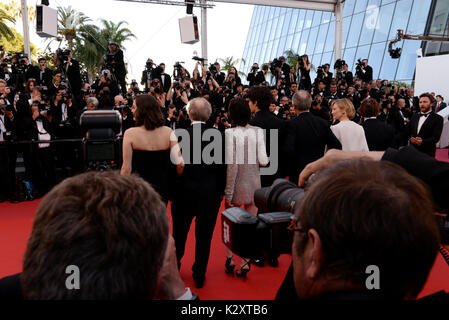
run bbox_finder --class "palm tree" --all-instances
[217,56,246,78]
[73,24,105,83]
[57,6,91,50]
[0,1,35,23]
[73,20,136,83]
[98,19,136,48]
[0,7,15,40]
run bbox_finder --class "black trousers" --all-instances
[0,143,16,199]
[171,196,222,278]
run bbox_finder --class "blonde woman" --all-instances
[330,98,369,152]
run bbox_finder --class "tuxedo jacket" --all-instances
[255,71,266,85]
[406,112,444,157]
[405,96,420,113]
[283,112,341,182]
[175,123,226,203]
[362,119,394,151]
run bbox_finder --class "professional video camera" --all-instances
[250,64,259,73]
[56,48,71,64]
[80,110,122,172]
[192,56,205,64]
[151,78,162,94]
[355,58,364,70]
[269,58,282,74]
[316,65,325,79]
[221,179,305,258]
[173,61,184,79]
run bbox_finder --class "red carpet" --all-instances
[1,148,448,299]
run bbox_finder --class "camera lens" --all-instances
[254,179,305,214]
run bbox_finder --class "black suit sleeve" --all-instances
[326,126,342,150]
[421,116,444,149]
[382,146,449,212]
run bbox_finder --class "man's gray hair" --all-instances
[292,90,312,111]
[187,97,212,122]
[87,97,99,107]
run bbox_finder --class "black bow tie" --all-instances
[420,113,429,118]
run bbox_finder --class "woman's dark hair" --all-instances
[229,97,251,127]
[358,98,381,118]
[25,79,37,94]
[134,94,165,130]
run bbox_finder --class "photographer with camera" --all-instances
[141,59,156,92]
[0,86,16,202]
[104,43,127,96]
[209,62,225,86]
[149,78,167,108]
[355,59,373,84]
[247,63,260,87]
[54,49,82,96]
[9,53,35,93]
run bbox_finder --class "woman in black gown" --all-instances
[121,94,184,204]
[298,54,312,91]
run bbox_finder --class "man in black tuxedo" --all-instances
[247,85,286,187]
[104,43,127,96]
[35,57,53,88]
[283,90,341,183]
[254,64,269,86]
[359,98,394,151]
[405,88,420,114]
[157,63,172,93]
[171,98,225,288]
[405,93,444,157]
[434,95,447,113]
[356,59,373,83]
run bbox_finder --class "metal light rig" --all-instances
[389,29,449,59]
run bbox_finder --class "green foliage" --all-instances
[0,26,40,62]
[0,7,15,40]
[217,56,246,78]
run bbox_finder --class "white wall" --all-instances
[415,54,449,148]
[415,54,449,103]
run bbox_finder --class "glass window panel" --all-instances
[304,10,313,29]
[321,12,331,24]
[354,45,371,70]
[307,27,319,56]
[379,42,398,79]
[270,38,280,59]
[268,18,278,42]
[430,0,449,35]
[389,0,412,40]
[359,5,379,46]
[264,19,274,43]
[314,53,323,67]
[286,34,294,51]
[266,6,274,20]
[354,0,368,14]
[344,0,356,17]
[407,0,432,35]
[396,40,421,81]
[292,32,302,53]
[346,13,364,48]
[281,9,293,36]
[273,7,280,18]
[381,0,395,5]
[312,11,322,27]
[279,7,287,17]
[343,47,357,71]
[315,23,329,54]
[256,21,266,45]
[299,29,310,55]
[296,10,306,33]
[373,3,395,43]
[368,0,381,7]
[321,52,333,66]
[368,42,386,79]
[263,42,273,63]
[278,36,288,57]
[325,22,335,52]
[289,9,300,34]
[275,14,286,39]
[342,16,352,48]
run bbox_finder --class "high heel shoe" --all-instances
[225,256,235,274]
[235,260,251,278]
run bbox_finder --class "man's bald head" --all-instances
[292,90,312,111]
[188,97,212,122]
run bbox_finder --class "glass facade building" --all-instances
[240,0,449,84]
